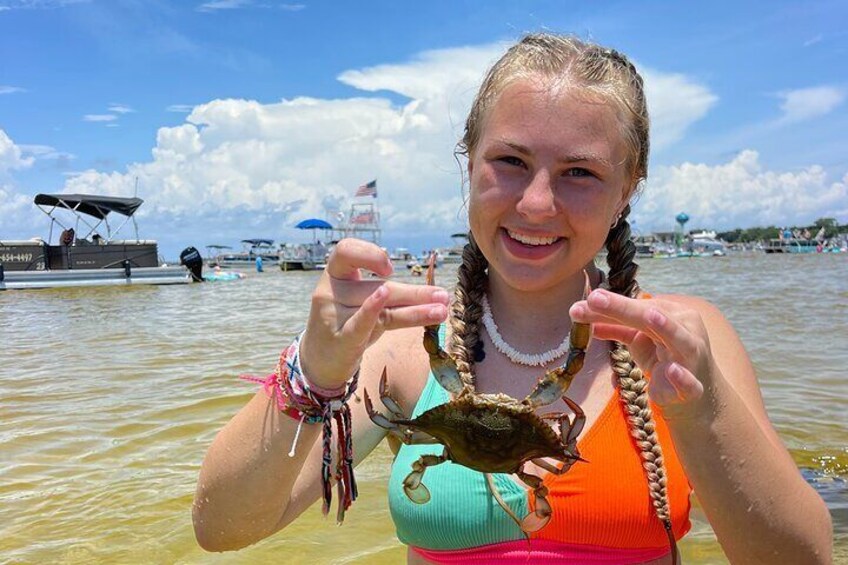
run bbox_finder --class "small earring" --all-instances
[610,213,622,228]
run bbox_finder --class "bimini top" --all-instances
[241,239,275,246]
[34,193,144,219]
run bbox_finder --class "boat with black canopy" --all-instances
[0,193,195,290]
[212,239,279,269]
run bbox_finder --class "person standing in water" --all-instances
[193,33,832,564]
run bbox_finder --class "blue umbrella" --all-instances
[295,218,333,230]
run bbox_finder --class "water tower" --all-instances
[675,212,689,248]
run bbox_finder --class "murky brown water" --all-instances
[1,252,846,564]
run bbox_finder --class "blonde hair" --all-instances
[449,33,676,553]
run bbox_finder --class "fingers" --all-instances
[590,323,660,368]
[570,289,700,361]
[647,361,704,408]
[340,284,392,345]
[341,286,449,344]
[329,277,449,309]
[325,238,393,280]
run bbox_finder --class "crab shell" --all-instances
[392,393,578,474]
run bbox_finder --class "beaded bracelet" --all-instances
[241,331,359,524]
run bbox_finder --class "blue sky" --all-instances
[1,0,846,258]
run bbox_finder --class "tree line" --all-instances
[691,217,842,243]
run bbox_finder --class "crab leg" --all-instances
[516,468,552,533]
[523,272,592,409]
[531,458,561,474]
[559,396,586,448]
[364,371,441,444]
[422,254,466,395]
[484,473,527,539]
[403,449,448,504]
[377,368,405,417]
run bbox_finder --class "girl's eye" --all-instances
[564,167,595,178]
[498,155,525,167]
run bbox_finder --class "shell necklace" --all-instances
[480,294,571,367]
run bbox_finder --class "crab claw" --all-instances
[422,254,466,395]
[523,271,592,409]
[403,452,448,504]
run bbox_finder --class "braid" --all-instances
[448,232,488,388]
[604,204,640,297]
[605,207,677,553]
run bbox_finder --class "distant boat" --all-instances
[213,239,280,268]
[280,218,334,271]
[389,247,415,262]
[435,232,468,264]
[0,193,193,290]
[763,238,819,254]
[279,242,328,271]
[635,242,654,258]
[688,230,727,257]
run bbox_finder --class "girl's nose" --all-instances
[515,170,557,219]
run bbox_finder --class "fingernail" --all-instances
[648,308,666,327]
[591,291,609,307]
[433,290,449,304]
[569,304,586,318]
[430,304,447,319]
[667,362,682,380]
[374,285,388,299]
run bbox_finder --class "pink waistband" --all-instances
[411,540,669,564]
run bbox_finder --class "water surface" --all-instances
[1,252,845,563]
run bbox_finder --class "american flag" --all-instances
[355,179,377,198]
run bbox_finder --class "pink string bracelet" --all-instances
[240,331,359,524]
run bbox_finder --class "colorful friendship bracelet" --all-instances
[240,331,359,523]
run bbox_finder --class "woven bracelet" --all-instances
[240,331,359,524]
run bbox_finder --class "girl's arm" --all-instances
[571,291,832,564]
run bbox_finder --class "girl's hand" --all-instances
[299,238,449,390]
[570,289,715,421]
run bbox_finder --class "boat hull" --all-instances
[280,259,324,271]
[0,265,191,290]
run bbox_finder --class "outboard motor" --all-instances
[179,246,204,282]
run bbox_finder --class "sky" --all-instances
[1,0,846,259]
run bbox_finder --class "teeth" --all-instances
[507,230,559,246]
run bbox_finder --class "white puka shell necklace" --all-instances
[480,294,571,367]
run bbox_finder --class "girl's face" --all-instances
[468,78,633,294]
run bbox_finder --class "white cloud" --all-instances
[0,184,34,233]
[776,86,845,124]
[19,143,75,161]
[641,67,718,151]
[0,129,34,173]
[635,150,848,231]
[195,0,302,12]
[0,130,39,235]
[196,0,251,12]
[166,104,195,113]
[108,103,134,114]
[0,0,89,10]
[83,114,118,122]
[803,34,823,47]
[0,85,26,94]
